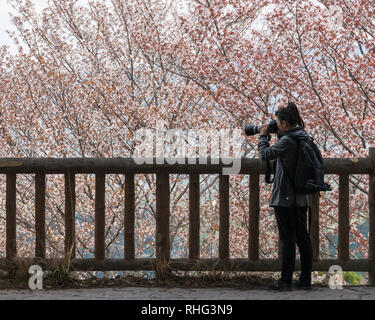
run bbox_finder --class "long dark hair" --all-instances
[275,102,305,130]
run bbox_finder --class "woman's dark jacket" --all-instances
[258,126,310,207]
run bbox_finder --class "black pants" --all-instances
[273,206,313,284]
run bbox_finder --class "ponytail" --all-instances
[275,101,305,130]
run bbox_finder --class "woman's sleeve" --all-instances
[257,136,290,161]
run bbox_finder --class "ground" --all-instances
[1,285,375,300]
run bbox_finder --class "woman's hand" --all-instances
[259,123,269,136]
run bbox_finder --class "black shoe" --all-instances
[269,279,292,291]
[292,280,313,290]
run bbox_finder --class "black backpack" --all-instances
[281,135,332,194]
[264,134,331,194]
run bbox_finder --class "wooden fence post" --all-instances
[65,170,76,259]
[124,173,135,260]
[156,171,170,278]
[35,173,46,258]
[278,239,283,260]
[219,174,230,261]
[248,174,259,261]
[95,173,105,260]
[309,192,320,262]
[6,173,17,259]
[338,173,350,262]
[189,173,200,260]
[369,147,375,285]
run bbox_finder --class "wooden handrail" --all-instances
[0,157,371,174]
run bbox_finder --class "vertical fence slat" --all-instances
[65,171,76,259]
[278,239,283,260]
[35,173,46,258]
[95,173,105,260]
[369,147,375,285]
[248,174,259,261]
[219,174,230,260]
[338,173,350,262]
[309,192,320,261]
[124,173,135,260]
[156,171,170,263]
[189,173,200,260]
[6,173,17,259]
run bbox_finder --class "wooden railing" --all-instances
[0,147,374,284]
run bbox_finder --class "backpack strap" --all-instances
[278,137,301,194]
[264,134,275,184]
[308,205,312,235]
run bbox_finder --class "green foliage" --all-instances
[343,272,362,285]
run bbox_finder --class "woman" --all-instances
[258,102,313,291]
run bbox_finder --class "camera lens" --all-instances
[244,125,260,136]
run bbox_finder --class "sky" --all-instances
[0,0,47,53]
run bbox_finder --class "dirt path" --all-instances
[1,286,374,300]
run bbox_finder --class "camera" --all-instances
[244,119,278,136]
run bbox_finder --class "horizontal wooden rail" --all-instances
[0,157,372,174]
[0,258,369,272]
